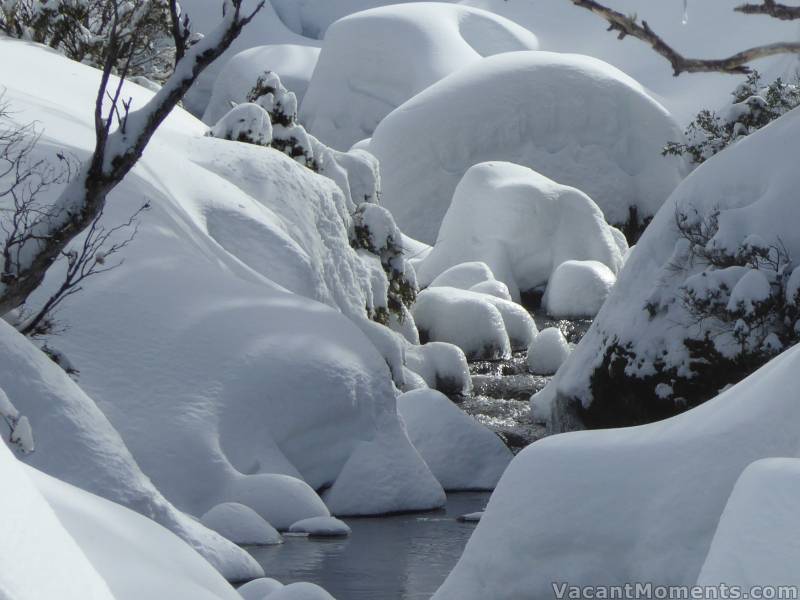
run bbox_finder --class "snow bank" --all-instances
[299,3,539,149]
[0,443,114,600]
[404,342,472,397]
[698,458,800,589]
[238,578,285,599]
[289,516,351,537]
[202,503,283,545]
[267,583,336,600]
[1,38,443,528]
[434,344,800,599]
[417,162,626,298]
[543,260,617,319]
[549,90,800,428]
[31,468,243,600]
[204,45,320,125]
[429,261,511,300]
[527,327,571,376]
[398,389,512,490]
[370,52,686,243]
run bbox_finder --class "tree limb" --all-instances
[736,0,800,21]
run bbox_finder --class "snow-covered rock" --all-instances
[238,578,285,600]
[543,260,617,319]
[267,583,336,600]
[203,45,320,125]
[527,327,571,376]
[299,3,539,149]
[434,344,800,599]
[417,162,626,299]
[210,103,273,146]
[370,52,686,243]
[398,389,512,490]
[404,342,472,397]
[429,262,514,301]
[289,516,352,537]
[547,90,800,429]
[697,458,800,589]
[202,503,283,545]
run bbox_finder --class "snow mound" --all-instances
[289,516,352,537]
[31,467,242,600]
[527,327,571,376]
[543,260,617,319]
[404,342,472,397]
[413,287,511,360]
[698,458,800,589]
[0,443,114,600]
[324,420,446,516]
[418,162,625,298]
[434,344,800,599]
[202,503,283,546]
[210,103,273,146]
[238,578,285,600]
[468,279,512,301]
[299,3,539,149]
[266,582,336,600]
[398,389,512,490]
[204,45,320,125]
[370,52,686,243]
[429,262,513,301]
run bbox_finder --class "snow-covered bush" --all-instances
[663,71,800,165]
[209,103,273,146]
[0,386,34,454]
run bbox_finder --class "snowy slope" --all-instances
[299,3,539,150]
[370,51,686,243]
[435,344,800,599]
[0,38,443,524]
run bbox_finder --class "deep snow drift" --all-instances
[370,52,686,243]
[417,162,626,299]
[299,2,539,150]
[435,344,800,599]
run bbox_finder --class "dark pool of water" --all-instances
[245,492,490,600]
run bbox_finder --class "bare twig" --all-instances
[736,0,800,21]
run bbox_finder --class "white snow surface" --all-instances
[238,578,285,599]
[527,327,571,376]
[266,583,336,600]
[299,2,539,150]
[434,344,800,599]
[370,52,686,243]
[417,162,626,298]
[288,516,352,537]
[202,503,283,545]
[398,389,512,490]
[551,92,800,415]
[404,342,472,396]
[697,458,800,589]
[543,260,617,319]
[204,44,320,125]
[0,38,443,528]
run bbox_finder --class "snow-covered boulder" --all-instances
[527,327,571,376]
[203,44,320,125]
[434,344,800,599]
[267,583,336,600]
[289,516,352,537]
[417,162,626,299]
[413,287,536,359]
[370,52,686,244]
[546,93,800,429]
[697,458,800,589]
[299,3,539,149]
[404,342,472,397]
[429,261,512,300]
[238,578,285,599]
[543,260,617,319]
[202,503,283,545]
[398,389,512,490]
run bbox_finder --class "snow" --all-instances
[210,103,273,145]
[1,36,443,534]
[417,162,626,299]
[266,583,336,600]
[549,89,800,423]
[543,260,617,319]
[527,327,571,376]
[457,511,483,523]
[413,287,511,360]
[203,45,320,125]
[397,389,512,490]
[299,3,539,149]
[201,503,283,545]
[404,342,472,397]
[288,516,352,537]
[435,344,800,599]
[468,279,512,301]
[30,467,244,600]
[697,458,800,589]
[238,578,285,600]
[430,262,494,290]
[370,52,686,243]
[0,443,115,600]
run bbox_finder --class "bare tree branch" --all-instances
[568,0,800,75]
[736,0,800,21]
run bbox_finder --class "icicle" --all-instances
[682,0,689,25]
